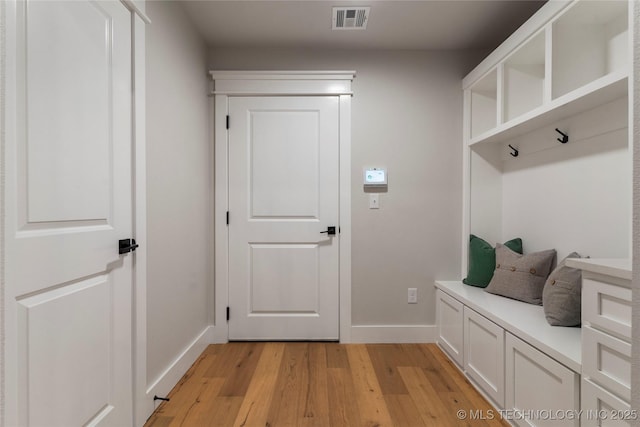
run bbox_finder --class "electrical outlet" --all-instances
[408,288,417,304]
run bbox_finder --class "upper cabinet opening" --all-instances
[464,0,629,148]
[504,30,546,122]
[552,0,628,99]
[470,69,498,139]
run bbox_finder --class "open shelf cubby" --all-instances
[462,0,632,272]
[552,0,628,99]
[503,31,546,122]
[470,69,498,139]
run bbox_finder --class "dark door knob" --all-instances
[320,226,336,236]
[119,238,139,254]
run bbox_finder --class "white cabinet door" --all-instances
[4,1,134,425]
[505,333,579,427]
[464,306,505,407]
[582,276,632,340]
[228,96,340,340]
[582,326,631,402]
[436,290,464,367]
[581,379,633,427]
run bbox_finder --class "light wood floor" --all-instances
[145,343,508,427]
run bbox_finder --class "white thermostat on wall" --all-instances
[363,168,387,187]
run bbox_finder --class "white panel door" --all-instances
[4,1,134,425]
[228,96,339,340]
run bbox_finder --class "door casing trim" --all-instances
[211,71,354,343]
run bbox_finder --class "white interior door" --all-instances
[228,96,340,340]
[3,1,134,425]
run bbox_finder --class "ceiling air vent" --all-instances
[332,7,370,30]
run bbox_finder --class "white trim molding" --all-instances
[462,1,569,88]
[145,326,215,408]
[350,325,437,344]
[210,70,355,96]
[131,11,149,427]
[120,0,151,24]
[0,1,7,424]
[211,71,354,343]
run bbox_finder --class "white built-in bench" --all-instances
[435,280,582,426]
[436,280,581,371]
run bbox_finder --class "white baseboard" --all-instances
[349,325,437,343]
[146,325,214,407]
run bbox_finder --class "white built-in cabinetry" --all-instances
[435,282,581,426]
[437,0,634,425]
[463,306,505,408]
[568,259,633,427]
[435,289,464,366]
[462,0,632,267]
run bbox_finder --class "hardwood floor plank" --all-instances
[426,345,502,414]
[384,394,425,427]
[440,391,502,427]
[325,342,350,368]
[266,343,311,426]
[163,377,226,426]
[402,343,459,393]
[219,342,265,397]
[327,368,363,427]
[346,344,395,427]
[398,366,459,427]
[144,343,509,427]
[299,343,330,427]
[193,396,244,427]
[205,343,253,379]
[366,344,410,395]
[161,345,221,405]
[144,415,174,427]
[232,342,285,427]
[427,346,509,427]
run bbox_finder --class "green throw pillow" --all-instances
[463,234,523,288]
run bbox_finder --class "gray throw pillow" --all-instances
[485,244,556,305]
[542,253,582,326]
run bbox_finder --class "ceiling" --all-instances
[181,0,546,51]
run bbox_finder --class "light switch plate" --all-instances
[369,194,379,209]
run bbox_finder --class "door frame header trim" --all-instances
[210,71,355,96]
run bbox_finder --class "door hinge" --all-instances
[226,115,230,129]
[226,306,230,321]
[226,211,229,225]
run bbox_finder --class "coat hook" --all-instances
[508,144,519,157]
[555,128,569,144]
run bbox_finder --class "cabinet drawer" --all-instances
[436,290,464,367]
[582,277,631,340]
[463,307,504,408]
[505,332,579,427]
[581,379,634,427]
[582,326,631,402]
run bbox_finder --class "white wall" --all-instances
[209,48,486,326]
[499,98,630,260]
[146,1,211,388]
